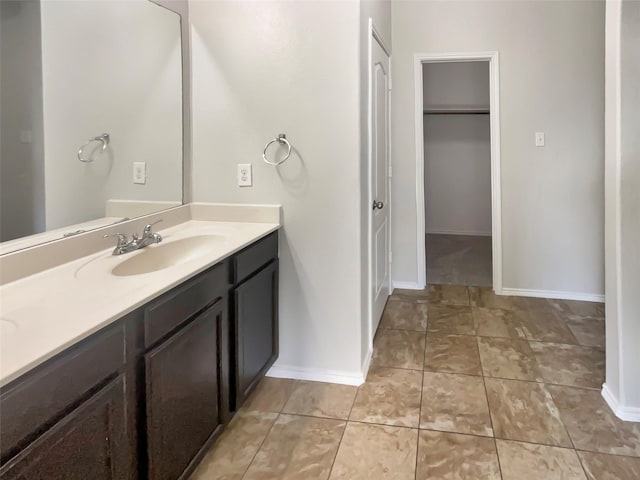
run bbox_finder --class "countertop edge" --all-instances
[0,222,280,388]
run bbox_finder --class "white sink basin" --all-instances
[111,235,227,276]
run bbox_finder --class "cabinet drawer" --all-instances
[144,262,227,348]
[232,232,278,285]
[0,322,126,462]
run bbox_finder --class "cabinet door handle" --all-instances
[372,200,384,210]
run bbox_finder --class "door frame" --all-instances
[414,52,503,293]
[367,19,392,351]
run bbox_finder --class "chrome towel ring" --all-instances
[78,133,110,163]
[262,133,291,166]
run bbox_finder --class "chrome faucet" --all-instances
[104,220,163,255]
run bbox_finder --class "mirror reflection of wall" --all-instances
[0,0,183,249]
[0,0,45,243]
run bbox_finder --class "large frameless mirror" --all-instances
[0,0,184,254]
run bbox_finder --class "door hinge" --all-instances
[388,166,393,178]
[388,78,392,91]
[389,251,393,263]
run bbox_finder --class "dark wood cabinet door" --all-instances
[234,260,279,407]
[145,300,228,480]
[0,375,131,480]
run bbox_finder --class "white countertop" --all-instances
[0,219,279,387]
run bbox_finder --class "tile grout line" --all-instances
[475,373,604,392]
[480,367,585,452]
[414,369,425,480]
[239,411,280,480]
[544,382,577,451]
[491,421,504,479]
[368,363,426,373]
[277,411,638,456]
[326,374,360,479]
[347,419,419,431]
[574,448,640,460]
[476,336,600,468]
[528,338,605,353]
[476,331,505,479]
[476,328,593,455]
[574,448,592,479]
[240,381,297,479]
[491,437,581,451]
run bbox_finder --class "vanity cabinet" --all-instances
[143,261,230,480]
[230,231,279,410]
[0,231,279,480]
[145,298,228,480]
[233,260,279,408]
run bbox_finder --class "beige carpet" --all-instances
[426,234,492,286]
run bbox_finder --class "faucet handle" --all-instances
[104,233,128,247]
[143,219,163,235]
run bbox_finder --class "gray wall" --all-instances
[604,0,640,419]
[424,115,491,236]
[391,0,605,297]
[190,0,365,380]
[603,0,621,414]
[0,0,45,241]
[423,61,489,109]
[619,0,640,413]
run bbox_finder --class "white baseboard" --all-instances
[501,287,605,303]
[602,384,640,422]
[267,364,365,386]
[392,281,424,290]
[426,229,492,237]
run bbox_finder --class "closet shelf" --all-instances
[423,105,490,115]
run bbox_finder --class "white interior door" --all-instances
[370,33,391,337]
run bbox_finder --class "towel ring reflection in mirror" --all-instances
[78,133,110,163]
[262,133,291,166]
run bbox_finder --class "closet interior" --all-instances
[423,61,493,286]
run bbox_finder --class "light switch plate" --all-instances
[237,163,252,187]
[535,132,545,147]
[133,162,146,184]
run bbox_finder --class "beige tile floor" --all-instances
[190,285,640,480]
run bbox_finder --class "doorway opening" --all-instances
[414,53,502,292]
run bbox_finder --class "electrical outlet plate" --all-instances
[133,162,146,184]
[535,132,545,147]
[19,130,33,144]
[237,163,252,187]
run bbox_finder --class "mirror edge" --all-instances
[151,0,192,205]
